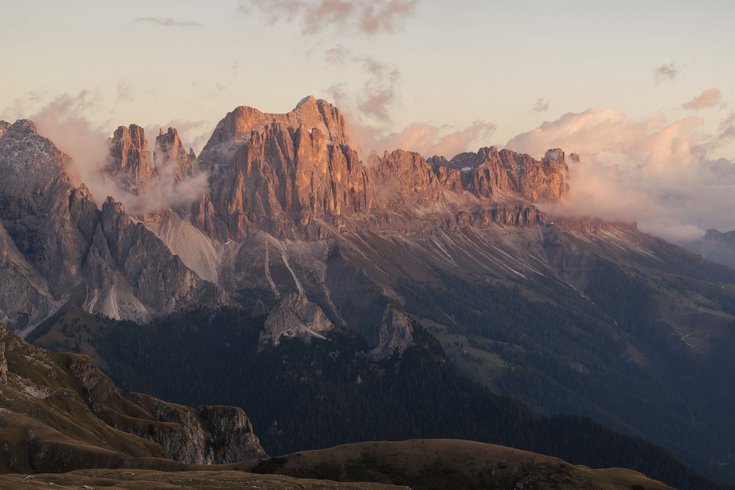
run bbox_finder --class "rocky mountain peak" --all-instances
[371,149,442,208]
[202,96,349,155]
[154,126,197,181]
[6,119,38,136]
[101,195,127,216]
[437,146,568,203]
[107,124,156,194]
[192,97,370,240]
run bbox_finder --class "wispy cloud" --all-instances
[654,63,679,83]
[720,113,735,141]
[241,0,418,35]
[682,88,723,110]
[116,81,134,102]
[352,120,496,159]
[134,17,204,28]
[357,57,399,121]
[325,47,400,123]
[533,98,549,113]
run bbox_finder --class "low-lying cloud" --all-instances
[242,0,418,35]
[682,87,724,110]
[30,93,209,215]
[506,107,735,241]
[350,120,496,159]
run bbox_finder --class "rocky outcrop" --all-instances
[107,124,157,194]
[154,127,198,183]
[194,97,373,240]
[0,323,265,471]
[203,95,350,150]
[260,294,334,346]
[438,146,568,202]
[370,305,414,360]
[122,392,265,464]
[370,150,443,208]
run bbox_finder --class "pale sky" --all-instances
[2,0,735,238]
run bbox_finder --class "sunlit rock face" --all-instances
[193,96,373,240]
[440,146,568,202]
[154,127,199,183]
[107,124,157,195]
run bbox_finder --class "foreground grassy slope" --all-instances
[243,439,672,490]
[0,469,407,489]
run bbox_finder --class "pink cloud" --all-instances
[243,0,418,35]
[682,88,723,110]
[506,107,735,242]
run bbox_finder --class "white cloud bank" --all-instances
[507,108,735,241]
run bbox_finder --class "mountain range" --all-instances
[2,96,735,487]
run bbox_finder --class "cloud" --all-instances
[324,47,400,124]
[350,120,496,159]
[654,63,679,83]
[720,113,735,141]
[324,45,351,65]
[242,0,418,35]
[357,57,399,121]
[359,0,418,34]
[506,107,735,242]
[322,45,492,159]
[30,93,209,215]
[533,98,549,113]
[682,88,723,110]
[30,92,133,206]
[134,17,203,28]
[116,81,134,102]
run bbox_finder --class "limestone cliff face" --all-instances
[441,146,568,202]
[193,97,373,240]
[370,150,443,208]
[82,198,206,321]
[154,127,198,182]
[370,305,414,360]
[107,124,157,194]
[0,120,95,302]
[122,392,265,464]
[186,98,571,245]
[260,294,334,346]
